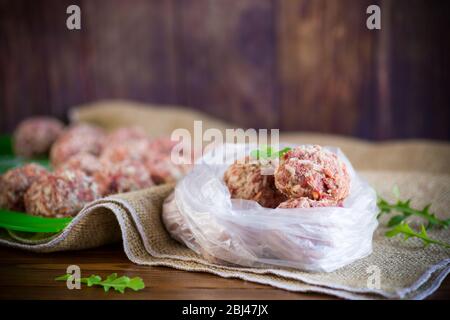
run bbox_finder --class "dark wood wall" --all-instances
[1,0,449,140]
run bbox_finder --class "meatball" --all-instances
[277,197,341,209]
[94,161,154,196]
[50,124,105,167]
[146,136,193,184]
[223,156,287,208]
[148,136,178,155]
[145,154,192,184]
[0,163,49,211]
[100,140,151,165]
[55,153,102,176]
[103,127,148,148]
[274,145,350,201]
[24,170,101,217]
[13,117,64,158]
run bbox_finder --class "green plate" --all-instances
[0,135,71,234]
[0,209,71,233]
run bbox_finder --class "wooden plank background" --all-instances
[0,0,449,140]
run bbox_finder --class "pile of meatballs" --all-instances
[224,145,351,209]
[0,117,190,218]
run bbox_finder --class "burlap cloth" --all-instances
[1,100,449,299]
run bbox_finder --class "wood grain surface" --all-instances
[0,244,448,300]
[0,0,449,140]
[277,0,377,136]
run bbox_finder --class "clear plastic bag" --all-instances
[162,143,379,272]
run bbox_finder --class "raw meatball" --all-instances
[94,161,154,196]
[55,153,102,176]
[277,197,341,209]
[146,153,192,184]
[223,156,287,208]
[146,136,193,184]
[103,127,148,147]
[100,140,151,165]
[13,117,64,158]
[0,163,49,211]
[148,136,178,155]
[274,145,350,201]
[24,170,101,217]
[50,124,105,167]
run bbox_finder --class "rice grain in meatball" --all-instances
[13,117,64,158]
[0,163,49,211]
[94,161,154,196]
[24,170,101,217]
[277,197,341,209]
[274,145,350,201]
[224,157,287,208]
[55,153,102,176]
[50,124,105,167]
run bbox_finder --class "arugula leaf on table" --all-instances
[377,197,450,229]
[385,222,450,249]
[377,185,449,229]
[55,273,145,293]
[377,186,450,249]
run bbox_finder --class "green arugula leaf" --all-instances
[378,186,450,249]
[377,197,449,229]
[249,149,260,159]
[387,215,407,227]
[102,273,118,292]
[275,147,292,158]
[263,145,273,158]
[128,277,146,291]
[250,146,291,160]
[54,274,71,281]
[85,275,102,287]
[55,272,145,293]
[385,222,450,249]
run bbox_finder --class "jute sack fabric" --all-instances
[0,100,449,299]
[71,100,450,175]
[0,173,448,299]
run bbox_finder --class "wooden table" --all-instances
[0,244,448,300]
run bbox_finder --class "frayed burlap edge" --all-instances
[1,171,449,300]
